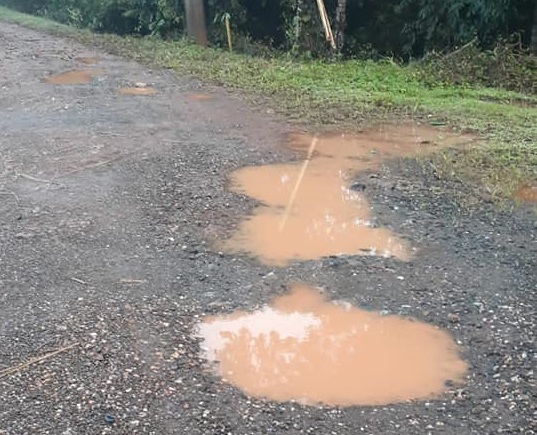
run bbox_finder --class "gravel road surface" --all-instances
[0,21,535,434]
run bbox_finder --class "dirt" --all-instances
[0,21,536,435]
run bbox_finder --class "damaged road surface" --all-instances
[0,21,536,435]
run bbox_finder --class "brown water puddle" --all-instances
[75,56,99,65]
[45,69,104,85]
[118,87,157,96]
[219,123,473,265]
[513,183,537,203]
[197,284,467,406]
[187,93,213,101]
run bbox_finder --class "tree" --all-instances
[184,0,207,45]
[531,0,537,56]
[334,0,347,52]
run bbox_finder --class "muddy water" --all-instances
[220,123,473,265]
[45,69,104,85]
[118,87,157,96]
[513,184,537,203]
[198,284,467,406]
[187,93,213,100]
[75,56,99,65]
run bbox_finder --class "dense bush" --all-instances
[417,39,537,94]
[0,0,535,58]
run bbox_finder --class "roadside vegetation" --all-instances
[0,1,535,204]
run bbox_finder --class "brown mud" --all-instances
[44,68,104,84]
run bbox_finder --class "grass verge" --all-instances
[0,6,535,205]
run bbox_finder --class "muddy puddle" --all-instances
[45,69,104,85]
[197,284,467,406]
[75,56,99,65]
[220,123,474,266]
[513,183,537,203]
[187,93,213,101]
[118,86,157,96]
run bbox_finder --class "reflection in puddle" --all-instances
[198,284,467,406]
[118,87,157,96]
[514,184,537,203]
[45,69,105,85]
[220,124,474,265]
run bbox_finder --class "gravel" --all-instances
[0,21,535,434]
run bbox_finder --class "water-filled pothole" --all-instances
[118,86,157,96]
[75,56,99,65]
[45,69,105,85]
[219,123,474,266]
[197,284,467,406]
[513,183,537,203]
[187,93,213,101]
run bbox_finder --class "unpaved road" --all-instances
[0,22,536,435]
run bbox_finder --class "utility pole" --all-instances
[184,0,207,46]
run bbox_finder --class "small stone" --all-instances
[15,232,33,239]
[350,182,366,191]
[448,313,460,323]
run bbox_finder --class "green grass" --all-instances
[1,6,535,204]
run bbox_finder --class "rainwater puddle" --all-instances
[197,284,467,407]
[118,87,157,96]
[220,123,473,265]
[187,93,213,101]
[513,183,537,203]
[45,69,105,85]
[75,56,99,65]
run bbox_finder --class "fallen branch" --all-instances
[0,342,79,378]
[57,154,130,178]
[0,191,20,202]
[444,37,478,59]
[16,173,52,183]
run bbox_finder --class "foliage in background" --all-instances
[0,0,535,58]
[395,0,534,56]
[0,5,535,204]
[418,39,537,95]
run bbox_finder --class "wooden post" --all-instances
[184,0,207,46]
[315,0,336,50]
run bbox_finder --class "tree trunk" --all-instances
[334,0,347,52]
[532,0,537,55]
[295,0,303,45]
[184,0,207,46]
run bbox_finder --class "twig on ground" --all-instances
[57,154,131,178]
[16,173,52,183]
[0,342,79,378]
[70,277,87,285]
[0,191,20,202]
